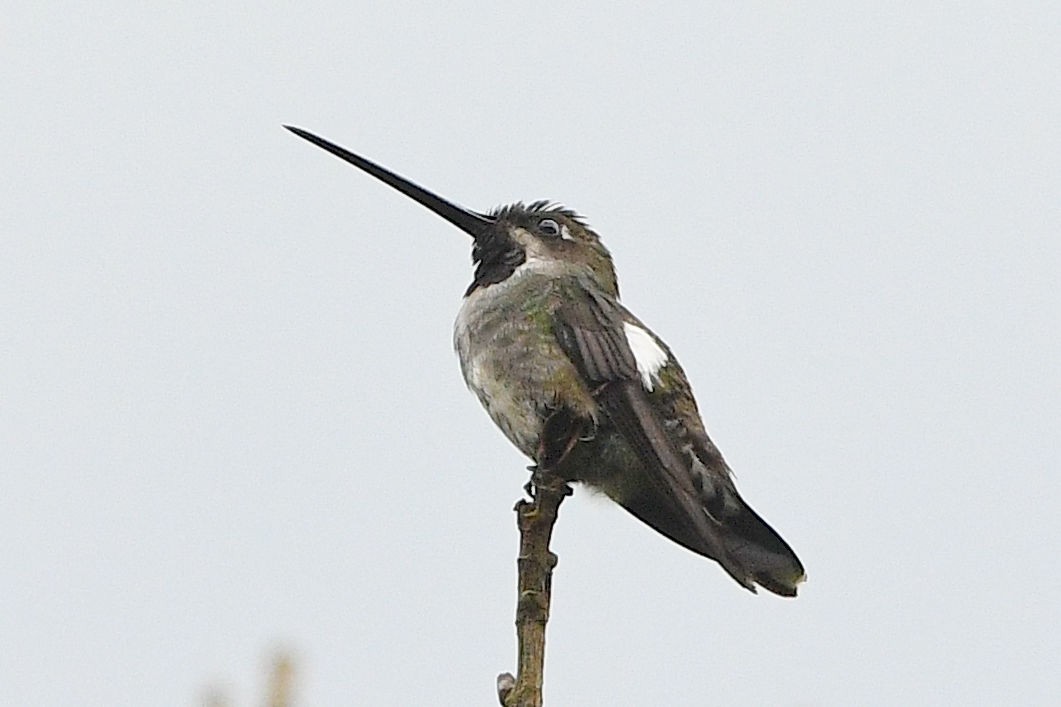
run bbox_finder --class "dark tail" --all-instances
[618,485,805,597]
[716,495,805,597]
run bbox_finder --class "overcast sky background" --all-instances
[3,3,1059,706]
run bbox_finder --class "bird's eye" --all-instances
[538,219,561,237]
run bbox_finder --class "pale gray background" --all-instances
[3,3,1058,706]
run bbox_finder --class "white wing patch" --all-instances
[622,322,668,391]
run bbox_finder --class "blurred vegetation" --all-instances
[202,651,295,707]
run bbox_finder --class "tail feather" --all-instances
[618,485,804,597]
[719,497,805,597]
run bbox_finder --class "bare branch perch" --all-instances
[497,471,572,707]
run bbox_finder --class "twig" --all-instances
[497,470,572,707]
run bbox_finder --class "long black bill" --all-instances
[284,126,492,239]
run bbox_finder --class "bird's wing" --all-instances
[552,279,746,585]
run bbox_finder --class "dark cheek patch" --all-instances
[465,230,526,296]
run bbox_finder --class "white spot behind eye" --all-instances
[623,322,668,391]
[560,224,574,241]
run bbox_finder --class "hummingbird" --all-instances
[286,126,805,596]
